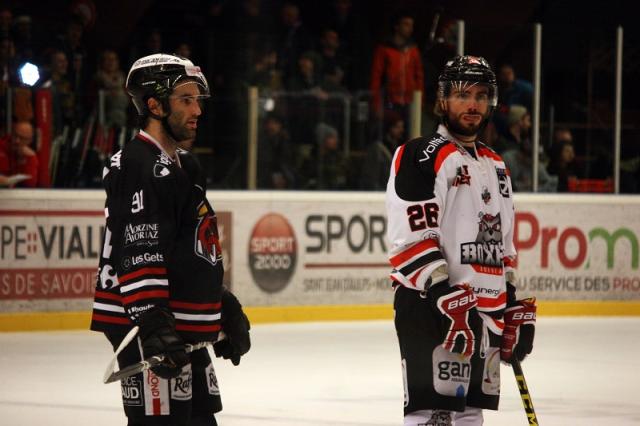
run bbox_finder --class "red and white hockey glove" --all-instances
[431,283,478,357]
[501,297,536,363]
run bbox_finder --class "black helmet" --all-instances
[125,53,210,117]
[438,55,497,107]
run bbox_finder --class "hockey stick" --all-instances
[512,358,539,425]
[104,341,211,384]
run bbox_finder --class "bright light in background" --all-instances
[264,97,275,112]
[19,62,40,87]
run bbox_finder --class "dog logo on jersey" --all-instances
[194,201,222,266]
[495,167,510,197]
[452,165,471,187]
[476,213,502,243]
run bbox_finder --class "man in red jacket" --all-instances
[0,121,39,187]
[370,13,424,124]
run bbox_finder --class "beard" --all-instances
[446,112,485,137]
[166,112,196,142]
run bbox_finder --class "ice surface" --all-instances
[1,318,639,425]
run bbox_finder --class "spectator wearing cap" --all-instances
[299,122,347,189]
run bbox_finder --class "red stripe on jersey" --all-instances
[94,290,122,302]
[394,144,406,175]
[477,147,502,162]
[471,264,504,275]
[477,292,507,309]
[122,289,169,305]
[390,239,438,267]
[92,313,131,325]
[175,323,222,333]
[119,267,167,284]
[503,256,516,268]
[434,143,458,174]
[169,301,222,311]
[152,398,161,415]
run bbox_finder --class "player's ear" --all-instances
[147,97,165,117]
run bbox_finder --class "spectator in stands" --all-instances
[359,112,404,190]
[175,41,192,59]
[547,127,577,192]
[317,28,349,90]
[500,105,557,192]
[257,114,296,189]
[369,12,424,125]
[314,122,348,190]
[245,41,281,92]
[129,28,164,64]
[286,49,344,150]
[277,2,313,81]
[93,49,128,127]
[0,8,11,39]
[497,63,533,109]
[56,16,87,95]
[494,63,534,136]
[12,14,36,64]
[0,120,39,187]
[319,0,371,91]
[42,49,75,135]
[1,36,18,91]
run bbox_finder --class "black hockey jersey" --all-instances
[386,124,516,334]
[90,131,223,343]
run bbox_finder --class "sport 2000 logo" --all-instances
[248,213,297,293]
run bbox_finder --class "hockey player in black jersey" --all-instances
[90,53,250,426]
[386,55,536,425]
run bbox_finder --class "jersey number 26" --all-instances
[407,203,439,231]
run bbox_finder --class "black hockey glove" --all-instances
[138,307,189,379]
[501,284,536,363]
[427,281,479,357]
[213,287,251,366]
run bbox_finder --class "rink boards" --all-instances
[1,190,639,331]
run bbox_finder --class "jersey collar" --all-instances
[137,130,182,168]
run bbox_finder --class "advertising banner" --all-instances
[1,191,639,314]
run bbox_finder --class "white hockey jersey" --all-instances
[386,124,516,333]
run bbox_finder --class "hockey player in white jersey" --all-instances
[386,55,536,425]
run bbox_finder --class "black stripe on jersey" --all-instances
[399,250,444,276]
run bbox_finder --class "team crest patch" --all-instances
[194,201,222,266]
[495,167,510,197]
[453,165,471,187]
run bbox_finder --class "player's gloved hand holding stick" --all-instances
[138,307,190,379]
[501,283,536,363]
[213,287,251,366]
[427,280,479,357]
